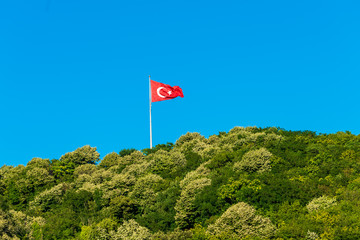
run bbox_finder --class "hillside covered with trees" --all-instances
[1,127,360,239]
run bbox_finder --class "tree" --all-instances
[0,209,45,240]
[129,174,164,208]
[119,148,137,157]
[150,150,186,178]
[207,202,276,239]
[233,148,273,173]
[306,195,337,213]
[29,183,68,212]
[60,145,100,166]
[175,178,211,229]
[142,143,174,156]
[99,152,121,169]
[109,196,138,221]
[114,219,151,240]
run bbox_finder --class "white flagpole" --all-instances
[149,75,153,149]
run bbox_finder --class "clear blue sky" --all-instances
[1,0,359,166]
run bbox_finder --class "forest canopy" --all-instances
[1,126,360,239]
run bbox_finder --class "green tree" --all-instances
[109,196,138,221]
[99,152,121,169]
[60,145,100,165]
[142,143,174,156]
[119,148,137,157]
[175,178,212,229]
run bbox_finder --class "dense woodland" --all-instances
[1,126,360,239]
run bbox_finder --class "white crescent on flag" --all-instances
[157,87,166,98]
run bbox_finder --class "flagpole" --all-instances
[149,75,152,149]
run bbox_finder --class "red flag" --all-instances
[151,80,184,102]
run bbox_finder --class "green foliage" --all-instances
[306,195,337,213]
[42,207,80,239]
[233,148,273,173]
[109,196,138,221]
[218,177,263,204]
[207,202,276,239]
[152,229,193,239]
[136,181,180,232]
[74,164,98,177]
[51,158,76,180]
[78,218,118,240]
[184,151,203,172]
[142,143,174,156]
[63,189,94,217]
[30,183,68,212]
[175,133,206,148]
[119,148,137,157]
[2,128,360,239]
[175,178,212,229]
[115,219,151,240]
[0,209,45,240]
[129,173,164,207]
[61,145,100,165]
[0,195,9,211]
[206,151,234,170]
[99,152,121,169]
[6,181,21,206]
[51,146,100,180]
[150,150,186,178]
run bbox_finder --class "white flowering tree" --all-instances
[207,202,276,239]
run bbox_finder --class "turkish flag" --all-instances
[151,80,184,102]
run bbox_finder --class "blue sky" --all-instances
[1,0,359,166]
